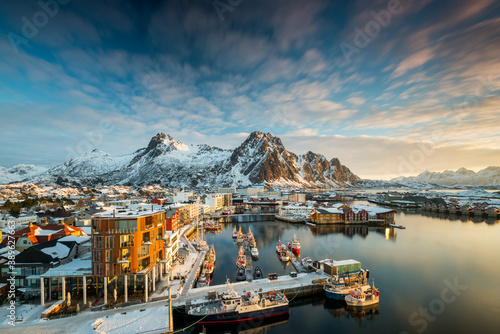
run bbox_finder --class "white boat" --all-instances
[324,279,371,300]
[187,280,289,324]
[344,280,379,307]
[232,225,238,239]
[278,250,289,262]
[251,247,259,258]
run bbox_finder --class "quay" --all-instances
[173,271,329,311]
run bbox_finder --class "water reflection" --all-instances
[191,313,290,334]
[308,224,397,240]
[420,210,500,224]
[323,298,380,322]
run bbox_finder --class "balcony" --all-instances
[142,241,152,246]
[117,257,130,264]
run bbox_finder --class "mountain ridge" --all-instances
[392,167,500,186]
[0,131,359,188]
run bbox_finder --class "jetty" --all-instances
[174,271,329,310]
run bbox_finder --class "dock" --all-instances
[174,272,329,310]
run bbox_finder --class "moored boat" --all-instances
[344,280,379,307]
[187,280,289,324]
[276,238,285,253]
[253,266,263,279]
[278,250,289,262]
[324,279,370,300]
[288,234,301,255]
[251,247,259,258]
[236,266,246,281]
[232,225,238,239]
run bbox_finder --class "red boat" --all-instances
[288,234,301,255]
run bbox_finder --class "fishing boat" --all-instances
[236,266,246,281]
[237,227,245,243]
[232,225,238,239]
[324,279,370,300]
[344,280,379,307]
[197,271,212,288]
[253,266,264,279]
[276,238,285,253]
[278,250,289,262]
[251,247,259,258]
[203,261,214,275]
[204,220,221,231]
[288,234,301,255]
[209,244,216,263]
[236,254,246,267]
[187,280,289,324]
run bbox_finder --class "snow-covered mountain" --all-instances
[7,132,359,188]
[392,167,500,186]
[0,164,48,184]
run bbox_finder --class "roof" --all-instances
[14,239,76,265]
[93,208,164,219]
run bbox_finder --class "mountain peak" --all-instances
[147,132,189,151]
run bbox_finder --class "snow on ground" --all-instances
[89,305,170,334]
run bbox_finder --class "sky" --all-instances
[0,0,499,180]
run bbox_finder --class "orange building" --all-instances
[91,208,173,303]
[91,209,168,277]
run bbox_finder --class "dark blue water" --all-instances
[178,201,500,334]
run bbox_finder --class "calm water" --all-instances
[177,201,500,334]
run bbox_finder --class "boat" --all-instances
[276,238,285,253]
[389,224,406,229]
[223,209,232,215]
[236,266,246,281]
[278,250,289,262]
[288,234,301,255]
[197,271,212,288]
[203,261,214,275]
[253,266,264,279]
[187,280,289,324]
[251,247,259,258]
[344,280,379,307]
[232,225,238,239]
[236,254,246,267]
[324,279,370,300]
[237,227,245,243]
[209,244,216,263]
[204,220,221,231]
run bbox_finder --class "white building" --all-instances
[0,213,40,228]
[279,204,315,217]
[163,230,179,272]
[172,191,194,203]
[206,194,224,213]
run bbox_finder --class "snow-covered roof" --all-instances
[39,258,92,277]
[34,228,62,236]
[40,243,71,259]
[94,208,164,219]
[352,204,396,214]
[58,235,91,244]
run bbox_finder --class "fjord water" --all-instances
[184,201,500,334]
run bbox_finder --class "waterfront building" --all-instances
[91,208,173,303]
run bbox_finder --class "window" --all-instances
[106,249,113,262]
[142,232,150,244]
[138,246,149,258]
[93,249,101,262]
[120,234,134,247]
[105,236,115,248]
[94,236,104,248]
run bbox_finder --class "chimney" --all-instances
[113,209,115,218]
